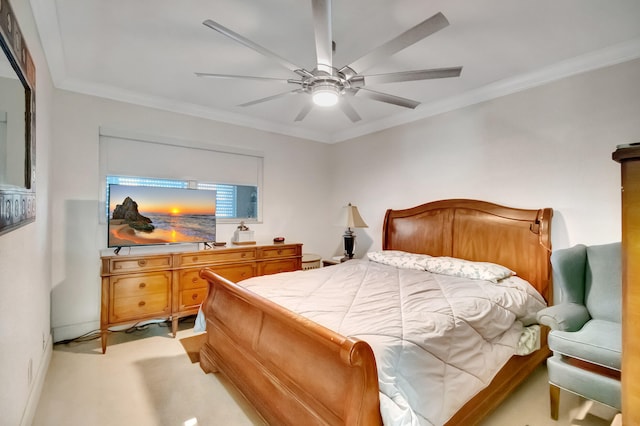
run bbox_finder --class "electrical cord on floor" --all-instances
[55,328,103,345]
[123,321,154,334]
[54,316,197,346]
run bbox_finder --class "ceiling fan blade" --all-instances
[195,72,300,84]
[356,88,420,109]
[344,12,449,74]
[239,89,304,107]
[311,0,333,74]
[203,19,304,73]
[360,66,462,86]
[343,87,361,96]
[294,103,314,122]
[339,99,362,122]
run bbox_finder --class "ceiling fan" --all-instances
[196,0,462,123]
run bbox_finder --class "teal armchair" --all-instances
[536,242,621,419]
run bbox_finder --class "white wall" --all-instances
[50,58,640,344]
[49,90,335,341]
[329,59,640,257]
[0,0,54,424]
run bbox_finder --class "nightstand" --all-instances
[302,253,322,270]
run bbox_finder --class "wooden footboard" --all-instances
[199,268,382,426]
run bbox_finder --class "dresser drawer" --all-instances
[179,263,256,289]
[111,292,170,323]
[106,255,172,274]
[208,264,256,282]
[259,245,299,259]
[178,269,208,290]
[259,259,300,276]
[111,272,171,299]
[176,248,256,266]
[180,287,208,310]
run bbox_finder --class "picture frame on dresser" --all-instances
[0,0,37,236]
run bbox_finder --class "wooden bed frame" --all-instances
[199,199,553,425]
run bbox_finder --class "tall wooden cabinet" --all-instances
[100,243,302,353]
[613,144,640,425]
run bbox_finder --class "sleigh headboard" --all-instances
[383,199,553,302]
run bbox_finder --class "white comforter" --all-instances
[236,259,546,426]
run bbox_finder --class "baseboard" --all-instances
[20,333,53,426]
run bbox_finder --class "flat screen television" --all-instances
[107,184,216,248]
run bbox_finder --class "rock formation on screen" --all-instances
[112,197,155,232]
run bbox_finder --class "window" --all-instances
[106,176,258,220]
[99,128,263,223]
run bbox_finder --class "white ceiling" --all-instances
[30,0,640,143]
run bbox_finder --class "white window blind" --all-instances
[99,129,263,221]
[99,135,262,186]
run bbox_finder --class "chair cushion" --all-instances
[547,354,621,410]
[549,319,621,370]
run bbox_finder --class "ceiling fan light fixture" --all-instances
[200,10,462,121]
[312,83,339,107]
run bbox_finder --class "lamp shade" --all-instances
[339,203,368,229]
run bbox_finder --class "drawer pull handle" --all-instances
[192,256,198,262]
[139,282,146,289]
[277,250,282,255]
[192,277,198,283]
[241,253,246,257]
[138,301,146,307]
[240,272,246,277]
[138,259,147,266]
[191,293,198,301]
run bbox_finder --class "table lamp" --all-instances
[339,203,368,261]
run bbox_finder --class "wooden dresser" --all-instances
[612,144,640,425]
[100,243,302,353]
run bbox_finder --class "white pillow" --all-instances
[424,256,514,282]
[367,250,431,270]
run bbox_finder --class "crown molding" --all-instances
[57,77,333,143]
[331,37,640,143]
[28,0,640,144]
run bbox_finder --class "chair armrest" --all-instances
[536,303,591,331]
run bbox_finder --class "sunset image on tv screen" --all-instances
[108,185,216,247]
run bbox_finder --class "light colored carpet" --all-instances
[33,321,619,426]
